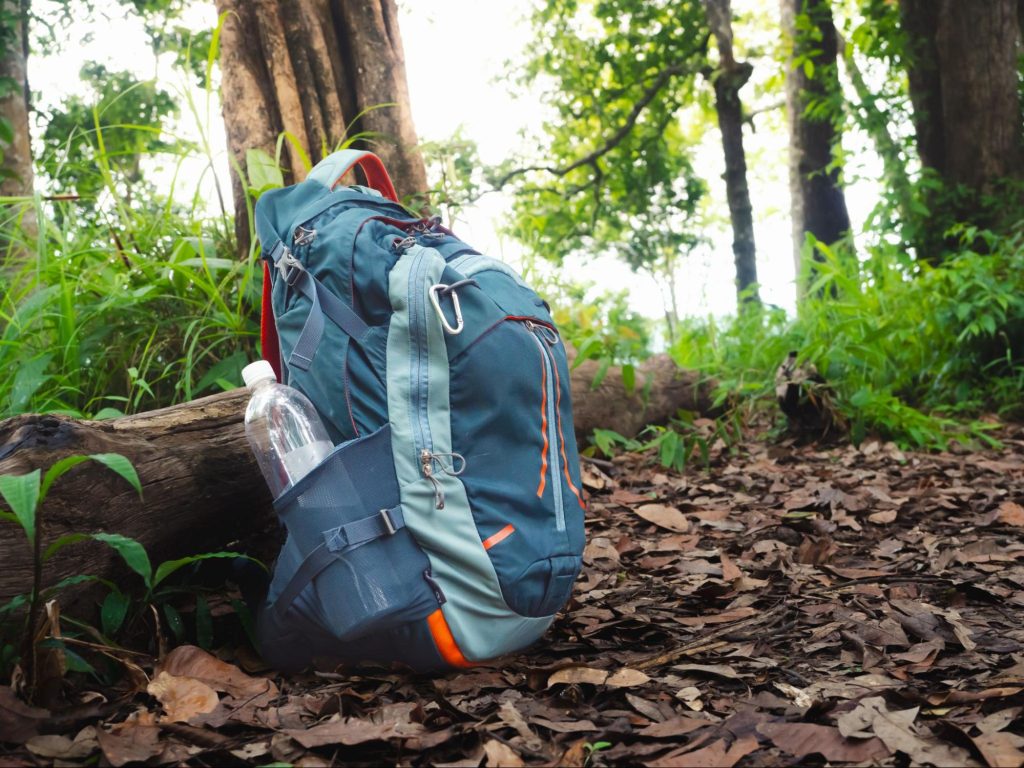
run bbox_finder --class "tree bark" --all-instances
[215,0,429,257]
[900,0,1022,254]
[781,0,851,290]
[0,0,36,257]
[703,0,759,305]
[0,361,717,606]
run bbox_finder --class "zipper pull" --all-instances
[421,449,446,509]
[423,569,447,605]
[293,226,317,247]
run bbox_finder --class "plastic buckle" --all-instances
[380,508,397,536]
[277,251,306,287]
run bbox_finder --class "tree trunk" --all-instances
[703,0,759,305]
[0,362,717,606]
[900,0,1022,255]
[781,0,851,291]
[932,0,1021,192]
[0,0,36,258]
[215,0,429,257]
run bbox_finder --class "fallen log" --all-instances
[0,389,273,609]
[0,356,716,606]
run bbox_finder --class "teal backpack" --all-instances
[252,150,586,672]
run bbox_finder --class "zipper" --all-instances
[524,320,566,532]
[407,245,453,510]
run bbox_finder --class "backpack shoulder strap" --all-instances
[258,151,399,379]
[306,149,399,201]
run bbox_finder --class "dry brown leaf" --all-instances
[971,730,1024,768]
[529,717,598,733]
[634,503,691,533]
[649,735,759,768]
[547,666,608,686]
[25,728,97,761]
[146,671,219,723]
[159,645,278,699]
[757,722,889,762]
[605,668,651,687]
[978,708,1023,735]
[868,509,898,524]
[720,552,742,580]
[547,666,648,688]
[997,501,1024,527]
[673,606,757,626]
[284,717,422,748]
[483,739,525,767]
[0,686,49,745]
[95,723,163,768]
[638,716,711,738]
[672,663,744,680]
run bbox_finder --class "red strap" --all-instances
[333,152,399,202]
[260,261,281,381]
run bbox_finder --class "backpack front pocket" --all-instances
[448,318,586,617]
[259,425,440,649]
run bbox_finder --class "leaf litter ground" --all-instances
[3,425,1024,766]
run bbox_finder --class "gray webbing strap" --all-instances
[272,506,406,620]
[266,245,370,372]
[323,505,405,552]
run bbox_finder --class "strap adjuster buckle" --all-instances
[380,508,397,536]
[277,251,306,287]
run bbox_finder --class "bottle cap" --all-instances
[242,360,277,389]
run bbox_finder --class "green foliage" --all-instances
[39,63,186,211]
[0,453,262,680]
[501,0,710,284]
[671,229,1024,450]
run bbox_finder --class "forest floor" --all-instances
[3,423,1024,766]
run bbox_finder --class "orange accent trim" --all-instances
[427,609,472,668]
[550,356,587,510]
[537,348,549,498]
[482,524,516,550]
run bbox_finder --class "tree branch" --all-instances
[493,62,689,189]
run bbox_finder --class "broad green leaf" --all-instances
[92,533,152,590]
[101,590,130,637]
[43,532,91,562]
[89,454,142,497]
[41,455,92,499]
[621,363,635,393]
[0,470,41,545]
[9,355,53,413]
[246,148,283,193]
[162,603,185,642]
[153,551,262,589]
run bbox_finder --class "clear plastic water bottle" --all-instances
[242,360,333,497]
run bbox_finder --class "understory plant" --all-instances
[670,225,1024,450]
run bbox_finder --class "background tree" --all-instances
[898,0,1023,258]
[702,0,758,304]
[0,0,35,256]
[780,0,851,291]
[213,0,429,257]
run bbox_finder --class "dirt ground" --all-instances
[3,424,1024,766]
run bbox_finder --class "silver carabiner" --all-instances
[428,283,465,335]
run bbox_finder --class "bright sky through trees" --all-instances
[28,0,881,324]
